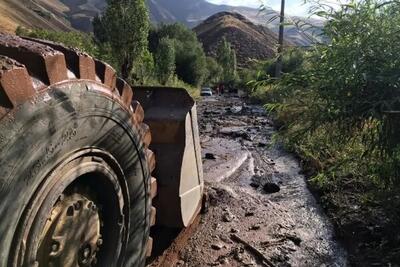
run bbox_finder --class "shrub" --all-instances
[149,23,207,87]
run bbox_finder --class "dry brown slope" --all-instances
[0,0,73,33]
[194,12,282,67]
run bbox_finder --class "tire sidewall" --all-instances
[0,82,150,267]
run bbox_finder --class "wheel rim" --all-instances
[11,149,131,267]
[36,193,101,266]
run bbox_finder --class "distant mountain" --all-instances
[147,0,272,28]
[0,0,321,46]
[194,12,281,67]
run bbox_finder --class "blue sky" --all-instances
[206,0,313,16]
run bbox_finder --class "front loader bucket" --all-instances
[133,87,204,228]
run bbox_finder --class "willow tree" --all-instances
[93,0,149,80]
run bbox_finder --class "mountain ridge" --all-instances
[0,0,319,46]
[194,11,280,67]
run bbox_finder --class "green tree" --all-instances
[93,0,149,80]
[205,57,223,85]
[133,49,155,84]
[155,38,176,85]
[149,23,207,87]
[216,37,238,83]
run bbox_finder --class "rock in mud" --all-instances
[205,153,217,160]
[263,182,280,194]
[222,211,235,222]
[211,243,223,250]
[258,142,267,147]
[249,182,260,188]
[286,235,302,246]
[250,224,261,231]
[245,211,255,217]
[232,247,245,262]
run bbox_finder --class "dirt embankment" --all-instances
[194,12,280,67]
[151,95,347,267]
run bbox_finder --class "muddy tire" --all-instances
[0,34,156,267]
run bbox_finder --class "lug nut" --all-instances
[74,201,81,210]
[51,241,59,252]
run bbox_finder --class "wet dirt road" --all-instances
[155,96,348,267]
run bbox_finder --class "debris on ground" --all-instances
[150,95,347,267]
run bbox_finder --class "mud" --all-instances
[151,95,347,267]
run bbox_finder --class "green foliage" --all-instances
[93,0,150,80]
[16,27,119,70]
[216,37,238,83]
[251,0,400,192]
[133,49,155,85]
[262,48,305,77]
[205,57,223,85]
[165,76,200,100]
[155,38,176,85]
[149,23,207,87]
[16,27,99,57]
[307,0,400,156]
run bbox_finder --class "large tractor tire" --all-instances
[0,34,157,267]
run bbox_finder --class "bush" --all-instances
[263,48,305,77]
[249,0,400,199]
[149,23,207,87]
[16,27,99,57]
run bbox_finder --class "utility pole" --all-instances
[275,0,285,78]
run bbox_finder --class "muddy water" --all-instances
[174,96,347,267]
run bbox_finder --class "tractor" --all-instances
[0,33,203,267]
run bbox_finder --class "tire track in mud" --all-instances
[175,96,348,267]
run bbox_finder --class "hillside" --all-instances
[0,0,267,33]
[0,0,73,33]
[0,0,320,46]
[194,12,281,67]
[147,0,271,27]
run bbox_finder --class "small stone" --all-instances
[258,142,267,147]
[250,224,261,230]
[211,243,223,250]
[219,257,229,264]
[245,211,255,217]
[287,235,302,246]
[232,247,244,261]
[222,211,235,222]
[177,260,185,266]
[249,182,260,188]
[263,183,280,194]
[205,153,217,160]
[244,260,256,266]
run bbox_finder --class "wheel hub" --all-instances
[37,193,102,267]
